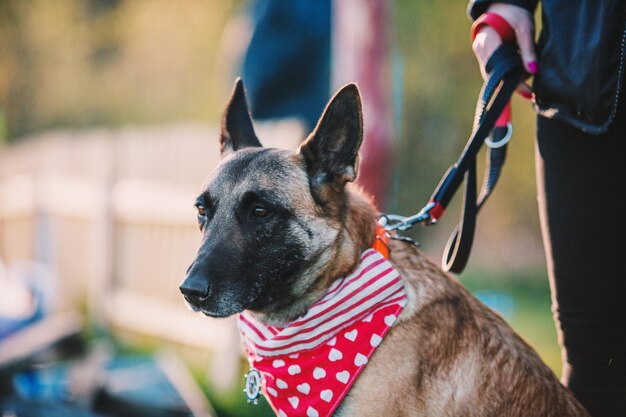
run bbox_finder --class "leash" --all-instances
[381,42,524,274]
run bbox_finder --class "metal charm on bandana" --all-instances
[243,368,262,404]
[238,248,407,417]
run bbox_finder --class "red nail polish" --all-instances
[521,90,533,100]
[528,61,538,74]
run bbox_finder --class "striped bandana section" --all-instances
[238,248,407,417]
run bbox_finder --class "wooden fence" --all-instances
[0,121,303,389]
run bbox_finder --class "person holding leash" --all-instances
[468,1,626,416]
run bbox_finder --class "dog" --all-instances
[179,79,590,417]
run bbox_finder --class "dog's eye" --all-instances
[251,205,269,218]
[196,205,207,230]
[196,205,208,231]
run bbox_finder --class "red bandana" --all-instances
[238,248,407,417]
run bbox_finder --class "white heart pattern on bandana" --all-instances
[288,365,301,375]
[238,249,407,417]
[336,370,350,384]
[384,314,397,327]
[354,353,368,366]
[344,329,358,342]
[370,334,382,347]
[306,407,319,417]
[313,367,326,379]
[297,383,311,394]
[329,348,343,362]
[288,396,299,409]
[320,389,333,402]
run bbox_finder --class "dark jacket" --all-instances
[469,0,626,134]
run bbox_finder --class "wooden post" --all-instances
[332,0,393,209]
[88,138,114,327]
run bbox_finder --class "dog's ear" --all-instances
[220,78,262,156]
[299,84,363,191]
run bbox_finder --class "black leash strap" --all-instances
[384,44,524,274]
[441,44,523,273]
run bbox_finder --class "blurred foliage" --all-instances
[0,0,243,139]
[0,108,6,145]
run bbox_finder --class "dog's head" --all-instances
[179,79,374,323]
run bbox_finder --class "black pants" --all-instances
[535,105,626,417]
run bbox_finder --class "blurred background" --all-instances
[0,0,555,416]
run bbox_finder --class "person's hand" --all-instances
[471,3,536,99]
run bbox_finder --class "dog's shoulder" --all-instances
[387,239,472,322]
[388,239,546,376]
[355,240,589,417]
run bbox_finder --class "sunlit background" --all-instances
[0,1,555,416]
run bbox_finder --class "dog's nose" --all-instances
[179,274,209,299]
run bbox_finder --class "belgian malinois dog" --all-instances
[180,79,589,417]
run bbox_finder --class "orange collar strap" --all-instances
[372,224,390,259]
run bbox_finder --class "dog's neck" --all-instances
[340,183,380,267]
[253,184,379,326]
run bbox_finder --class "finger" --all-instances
[513,19,538,74]
[516,82,533,100]
[472,27,502,80]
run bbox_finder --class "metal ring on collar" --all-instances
[484,122,513,148]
